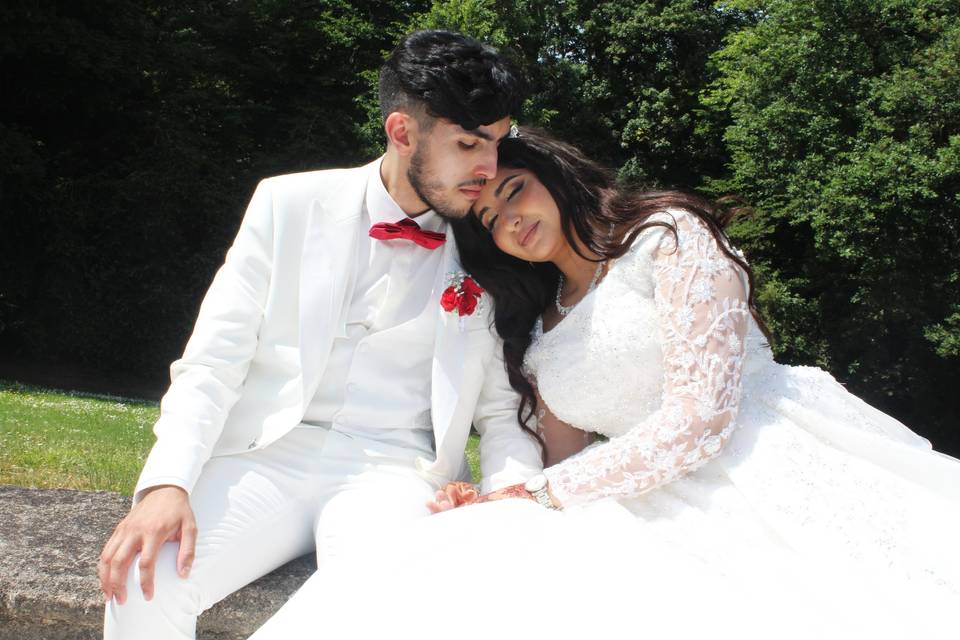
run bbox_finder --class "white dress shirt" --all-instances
[302,159,447,453]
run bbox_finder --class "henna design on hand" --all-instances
[477,483,535,503]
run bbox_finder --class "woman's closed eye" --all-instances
[479,176,525,232]
[486,182,522,231]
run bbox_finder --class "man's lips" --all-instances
[519,220,539,247]
[459,186,483,200]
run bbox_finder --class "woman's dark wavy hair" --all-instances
[451,128,771,461]
[379,30,526,131]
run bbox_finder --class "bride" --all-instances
[250,129,960,638]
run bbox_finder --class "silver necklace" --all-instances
[555,262,604,317]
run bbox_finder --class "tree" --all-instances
[706,0,960,451]
[404,0,748,189]
[0,0,428,378]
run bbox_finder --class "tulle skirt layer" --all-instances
[250,362,960,639]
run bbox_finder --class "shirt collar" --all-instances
[366,158,446,234]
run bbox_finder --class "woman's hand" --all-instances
[477,483,536,503]
[426,481,480,514]
[426,482,540,513]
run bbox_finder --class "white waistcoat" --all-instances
[303,160,446,450]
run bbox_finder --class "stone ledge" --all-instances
[0,485,314,640]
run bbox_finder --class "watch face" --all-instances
[525,474,547,492]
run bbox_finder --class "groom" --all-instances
[98,30,542,639]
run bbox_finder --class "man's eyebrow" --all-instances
[462,127,495,142]
[495,174,520,197]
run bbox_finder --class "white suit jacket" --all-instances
[135,159,543,499]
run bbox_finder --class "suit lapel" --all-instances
[298,163,373,401]
[297,159,472,442]
[431,239,468,447]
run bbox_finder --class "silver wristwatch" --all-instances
[524,474,561,510]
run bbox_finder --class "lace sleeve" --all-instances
[543,211,751,507]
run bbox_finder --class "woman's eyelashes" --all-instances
[486,182,523,231]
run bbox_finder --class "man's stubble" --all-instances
[407,142,476,221]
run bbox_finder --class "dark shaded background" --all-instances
[2,0,957,455]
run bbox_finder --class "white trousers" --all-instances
[103,425,439,640]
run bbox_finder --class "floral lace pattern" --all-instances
[536,211,752,507]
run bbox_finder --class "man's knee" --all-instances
[106,543,201,625]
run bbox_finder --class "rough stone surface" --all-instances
[0,486,315,639]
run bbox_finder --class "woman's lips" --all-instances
[520,220,539,247]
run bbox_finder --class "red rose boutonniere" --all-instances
[440,272,485,325]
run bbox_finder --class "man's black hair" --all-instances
[379,30,526,132]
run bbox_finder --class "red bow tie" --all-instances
[369,218,446,250]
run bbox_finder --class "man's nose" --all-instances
[474,146,498,180]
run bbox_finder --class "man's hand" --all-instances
[97,485,197,604]
[427,482,540,514]
[426,481,480,514]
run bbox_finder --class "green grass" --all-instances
[0,381,157,494]
[0,380,481,495]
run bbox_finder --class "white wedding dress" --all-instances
[250,211,960,639]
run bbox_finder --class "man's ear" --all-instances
[384,111,418,157]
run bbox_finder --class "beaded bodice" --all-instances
[526,210,771,506]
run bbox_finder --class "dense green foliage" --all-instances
[413,0,750,186]
[1,0,422,377]
[1,1,957,452]
[705,0,960,452]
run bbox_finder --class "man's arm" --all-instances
[135,178,275,498]
[471,336,543,494]
[99,179,276,603]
